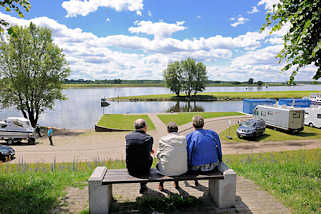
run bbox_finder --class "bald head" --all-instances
[192,115,204,129]
[134,118,146,130]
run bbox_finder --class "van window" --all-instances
[317,114,321,119]
[293,112,300,118]
[268,111,273,115]
[261,111,266,117]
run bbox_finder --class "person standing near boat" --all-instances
[48,127,54,146]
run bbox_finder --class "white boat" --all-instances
[0,117,36,144]
[309,93,321,105]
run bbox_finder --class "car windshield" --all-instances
[242,121,254,127]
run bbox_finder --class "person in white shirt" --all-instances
[156,122,188,191]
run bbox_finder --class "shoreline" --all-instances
[108,90,321,102]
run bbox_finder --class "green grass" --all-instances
[225,149,321,214]
[1,150,320,213]
[220,124,321,142]
[157,112,244,126]
[96,114,155,130]
[0,160,127,214]
[109,90,321,101]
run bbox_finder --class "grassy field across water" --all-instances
[109,90,321,101]
[157,112,244,126]
[96,114,155,130]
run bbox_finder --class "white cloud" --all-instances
[106,18,110,22]
[230,16,249,27]
[258,0,279,10]
[248,6,259,14]
[61,0,144,17]
[196,16,201,19]
[0,12,315,81]
[148,10,152,17]
[128,20,186,39]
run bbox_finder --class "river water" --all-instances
[0,85,320,129]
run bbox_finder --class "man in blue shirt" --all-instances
[186,116,222,185]
[48,127,53,146]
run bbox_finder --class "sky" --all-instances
[0,0,318,82]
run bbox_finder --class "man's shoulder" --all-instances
[205,129,218,136]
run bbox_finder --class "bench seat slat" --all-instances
[102,168,224,184]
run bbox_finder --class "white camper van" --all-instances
[253,105,304,133]
[304,107,321,128]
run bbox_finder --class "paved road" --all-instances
[4,114,321,164]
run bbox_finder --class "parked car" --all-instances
[0,145,15,162]
[236,119,266,138]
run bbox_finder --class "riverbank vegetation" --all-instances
[0,149,319,213]
[96,114,155,130]
[221,124,321,142]
[157,112,244,126]
[63,79,321,88]
[109,90,321,101]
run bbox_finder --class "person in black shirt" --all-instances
[125,118,154,194]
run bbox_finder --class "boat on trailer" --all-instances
[0,117,36,144]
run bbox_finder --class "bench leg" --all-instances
[89,183,112,214]
[209,169,236,208]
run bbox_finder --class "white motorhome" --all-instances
[303,107,321,128]
[253,105,304,133]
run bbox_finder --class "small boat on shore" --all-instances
[101,98,110,107]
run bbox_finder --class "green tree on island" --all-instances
[262,0,321,83]
[0,23,70,127]
[248,78,254,84]
[163,61,182,96]
[163,58,207,97]
[0,0,31,33]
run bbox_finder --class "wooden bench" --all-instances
[88,162,236,214]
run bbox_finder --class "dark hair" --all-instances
[192,115,204,129]
[167,122,178,133]
[134,119,146,130]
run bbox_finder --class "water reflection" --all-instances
[0,84,319,129]
[166,101,204,112]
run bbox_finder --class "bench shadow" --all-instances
[111,184,254,214]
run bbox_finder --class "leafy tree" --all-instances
[0,0,31,33]
[248,78,254,84]
[257,81,263,86]
[164,58,207,97]
[261,0,321,83]
[163,61,182,96]
[0,23,70,127]
[181,58,207,97]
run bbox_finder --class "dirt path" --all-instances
[4,114,320,164]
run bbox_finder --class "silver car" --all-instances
[237,119,266,138]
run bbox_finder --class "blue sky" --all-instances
[0,0,317,81]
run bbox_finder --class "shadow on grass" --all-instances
[238,133,271,142]
[0,177,60,214]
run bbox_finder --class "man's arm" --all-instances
[186,134,194,166]
[215,134,222,162]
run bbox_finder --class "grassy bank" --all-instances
[96,114,155,130]
[225,149,321,214]
[157,112,244,126]
[220,124,321,142]
[109,90,321,101]
[1,149,320,213]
